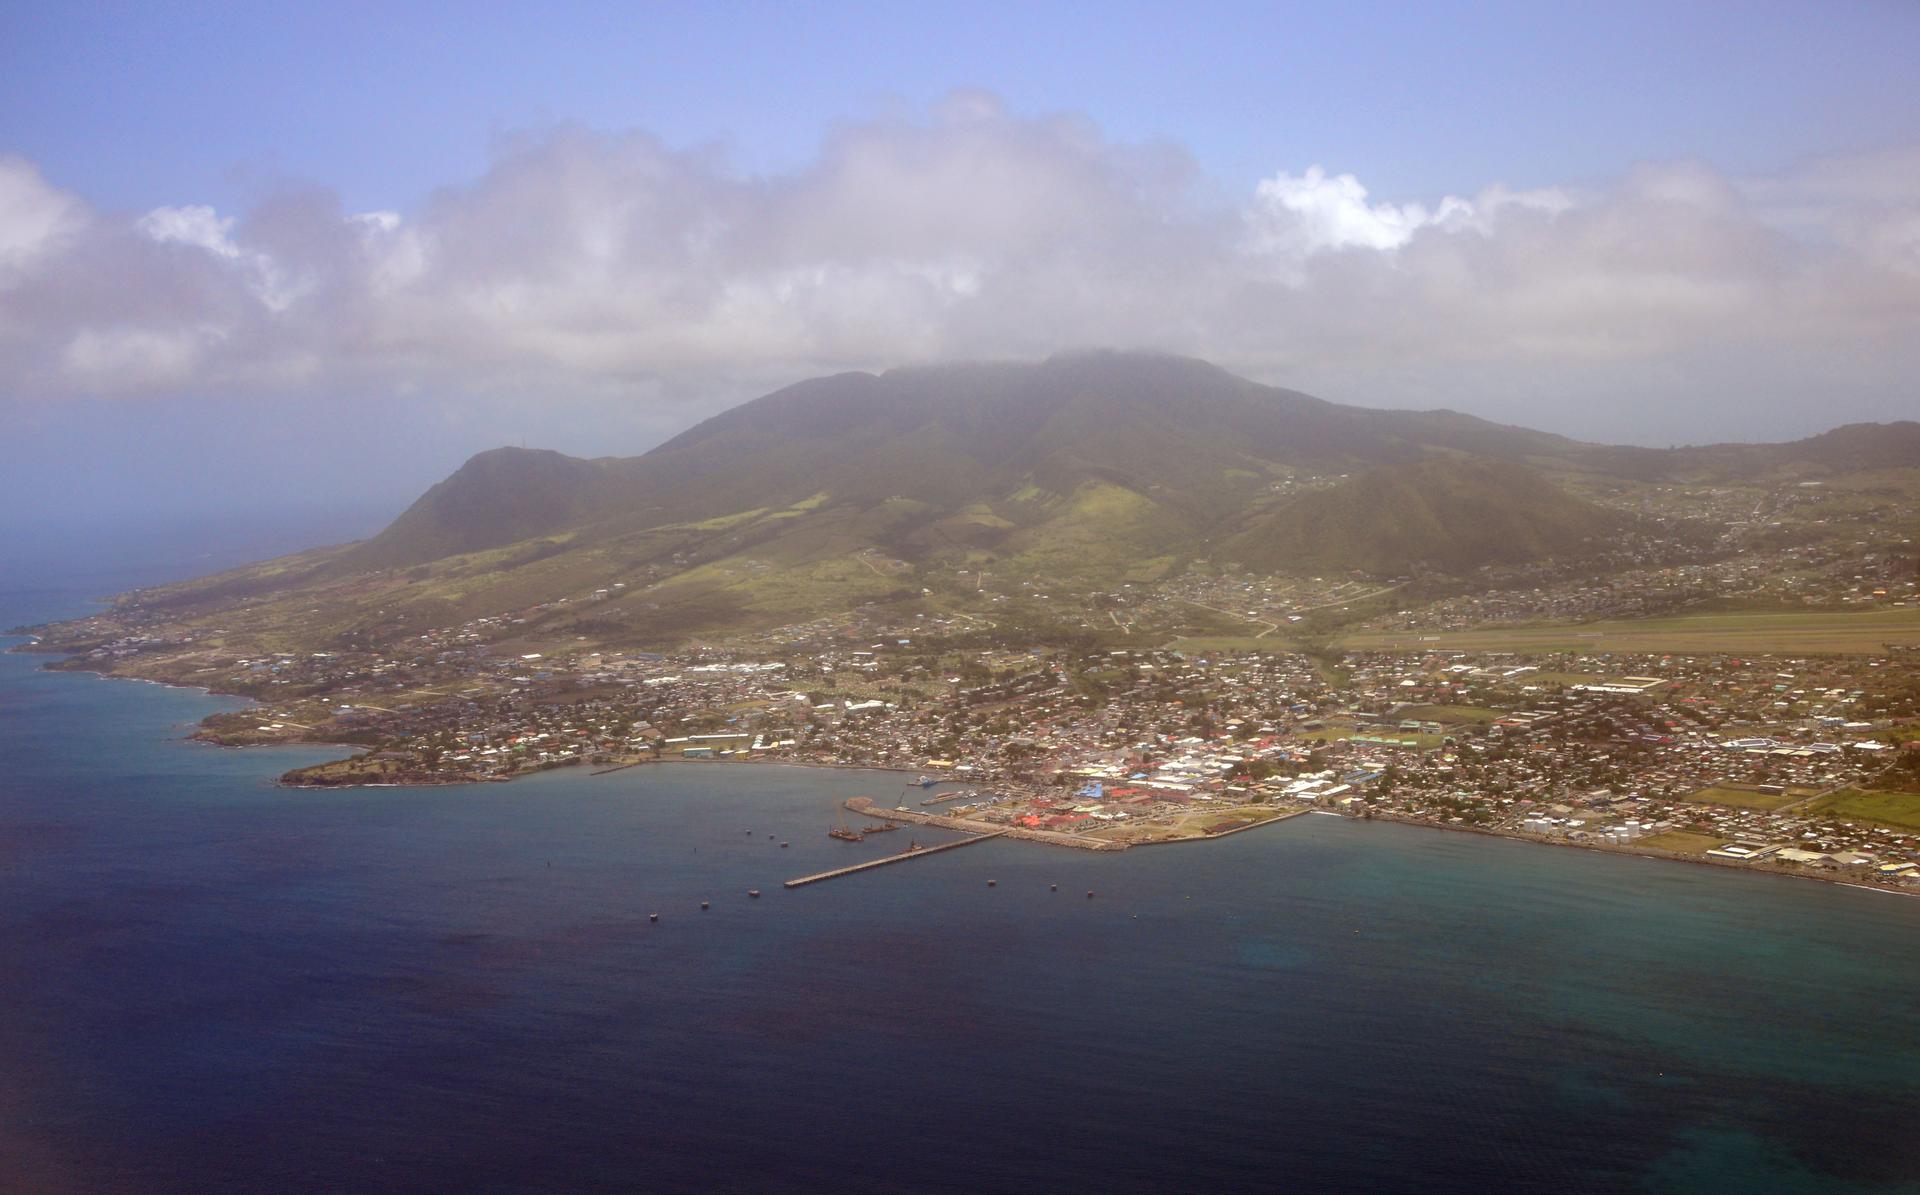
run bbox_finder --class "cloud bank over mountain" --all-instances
[2,94,1915,441]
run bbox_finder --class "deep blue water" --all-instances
[4,584,1920,1193]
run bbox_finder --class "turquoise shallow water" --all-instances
[4,587,1920,1193]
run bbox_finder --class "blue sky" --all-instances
[10,1,1916,214]
[2,1,1918,555]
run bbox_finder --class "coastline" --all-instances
[1128,806,1315,845]
[13,636,1920,899]
[7,640,387,773]
[10,642,981,789]
[1364,810,1920,901]
[275,755,955,790]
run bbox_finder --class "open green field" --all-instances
[1301,725,1444,749]
[1340,607,1920,656]
[1804,789,1920,832]
[1682,784,1803,811]
[1163,635,1293,654]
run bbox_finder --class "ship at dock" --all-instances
[828,809,865,842]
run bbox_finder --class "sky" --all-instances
[2,0,1918,560]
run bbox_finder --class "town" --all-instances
[23,565,1920,894]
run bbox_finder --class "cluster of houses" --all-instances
[29,553,1920,883]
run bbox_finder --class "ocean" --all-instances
[4,581,1919,1194]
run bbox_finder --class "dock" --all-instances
[783,830,1008,888]
[590,759,651,776]
[845,795,1127,851]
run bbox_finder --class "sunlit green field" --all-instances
[1805,789,1920,831]
[1339,608,1920,656]
[1681,784,1807,811]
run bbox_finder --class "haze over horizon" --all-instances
[3,1,1918,559]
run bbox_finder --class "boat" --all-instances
[862,821,900,833]
[748,889,761,898]
[912,774,935,788]
[829,808,865,842]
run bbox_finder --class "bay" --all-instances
[4,585,1919,1193]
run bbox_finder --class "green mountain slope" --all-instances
[1224,458,1627,575]
[95,352,1917,648]
[344,351,1585,575]
[342,447,617,572]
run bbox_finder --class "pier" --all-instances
[590,759,652,776]
[783,830,1008,888]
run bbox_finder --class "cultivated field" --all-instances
[1681,784,1810,811]
[1339,608,1920,656]
[1805,789,1920,832]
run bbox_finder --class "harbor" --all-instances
[843,795,1130,850]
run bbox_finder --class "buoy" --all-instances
[1086,891,1095,899]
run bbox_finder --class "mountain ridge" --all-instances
[89,351,1915,649]
[342,351,1603,574]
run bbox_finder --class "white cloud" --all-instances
[1245,166,1575,284]
[1251,165,1466,254]
[0,156,85,274]
[138,202,306,312]
[0,98,1915,442]
[349,210,401,235]
[60,326,207,390]
[138,205,243,258]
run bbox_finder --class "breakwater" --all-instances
[783,830,1008,887]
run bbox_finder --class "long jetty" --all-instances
[783,830,1008,888]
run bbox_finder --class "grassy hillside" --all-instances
[55,353,1920,651]
[1224,458,1626,575]
[342,352,1588,575]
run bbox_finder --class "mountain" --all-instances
[84,351,1919,648]
[346,447,617,572]
[1224,458,1627,575]
[341,351,1585,575]
[1573,421,1920,481]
